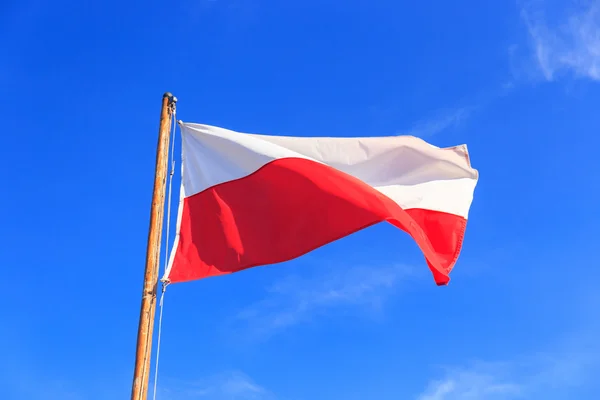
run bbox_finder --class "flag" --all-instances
[163,123,478,286]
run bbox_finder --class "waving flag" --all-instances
[163,123,478,286]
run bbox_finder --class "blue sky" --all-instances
[2,0,600,399]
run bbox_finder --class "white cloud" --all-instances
[521,0,600,81]
[233,264,413,338]
[160,371,271,400]
[417,363,523,400]
[405,107,473,138]
[416,330,600,400]
[396,83,519,139]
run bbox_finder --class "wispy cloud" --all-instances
[416,329,600,400]
[398,81,519,139]
[232,264,413,338]
[160,371,272,400]
[406,107,474,138]
[521,0,600,81]
[417,362,524,400]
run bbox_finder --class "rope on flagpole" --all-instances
[151,100,178,400]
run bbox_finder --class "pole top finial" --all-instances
[163,92,177,103]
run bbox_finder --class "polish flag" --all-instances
[163,123,478,286]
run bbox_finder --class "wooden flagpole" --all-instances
[131,92,177,400]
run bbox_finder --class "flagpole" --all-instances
[131,92,177,400]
